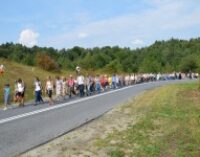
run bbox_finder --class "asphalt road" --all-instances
[0,80,193,157]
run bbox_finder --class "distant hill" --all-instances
[0,38,200,73]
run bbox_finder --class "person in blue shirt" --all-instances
[3,84,10,110]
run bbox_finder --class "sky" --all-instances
[0,0,200,49]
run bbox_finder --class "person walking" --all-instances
[112,74,117,89]
[62,77,67,100]
[95,75,101,93]
[77,73,85,97]
[45,76,54,105]
[55,76,63,101]
[108,75,112,89]
[115,75,119,88]
[3,84,10,110]
[85,75,91,96]
[100,75,106,91]
[67,75,76,98]
[13,80,18,103]
[34,77,44,105]
[0,64,5,77]
[104,75,109,90]
[16,78,25,107]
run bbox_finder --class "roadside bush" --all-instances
[36,53,59,71]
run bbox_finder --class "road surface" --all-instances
[0,80,193,157]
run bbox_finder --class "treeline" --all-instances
[0,38,200,73]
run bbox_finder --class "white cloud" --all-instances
[132,39,144,46]
[46,0,200,48]
[18,29,39,47]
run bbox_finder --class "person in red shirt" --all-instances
[104,75,109,90]
[100,75,106,91]
[67,75,76,98]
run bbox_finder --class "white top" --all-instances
[125,75,130,81]
[56,80,62,95]
[35,81,41,91]
[17,83,24,92]
[46,81,53,90]
[56,80,62,90]
[115,76,119,83]
[77,75,84,85]
[130,75,134,81]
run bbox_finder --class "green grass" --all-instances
[95,83,200,157]
[0,59,74,106]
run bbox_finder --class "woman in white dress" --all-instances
[45,76,54,105]
[62,76,67,100]
[55,76,63,101]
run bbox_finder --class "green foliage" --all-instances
[105,60,123,73]
[108,149,125,157]
[139,58,162,73]
[180,55,198,73]
[0,38,200,73]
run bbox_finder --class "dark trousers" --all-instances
[90,83,95,94]
[35,90,43,104]
[79,84,85,97]
[69,86,76,98]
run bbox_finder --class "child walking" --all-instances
[3,84,10,110]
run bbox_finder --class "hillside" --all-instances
[0,38,200,73]
[0,59,72,105]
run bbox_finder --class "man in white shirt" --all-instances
[77,74,85,97]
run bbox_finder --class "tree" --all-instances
[180,56,198,73]
[1,38,200,73]
[104,60,123,73]
[139,58,162,73]
[79,53,95,70]
[36,53,59,71]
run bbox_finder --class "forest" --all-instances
[0,38,200,73]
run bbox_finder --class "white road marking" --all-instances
[0,81,165,125]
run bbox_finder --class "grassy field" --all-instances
[95,83,200,157]
[20,82,200,157]
[0,59,74,106]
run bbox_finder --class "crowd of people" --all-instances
[2,72,199,110]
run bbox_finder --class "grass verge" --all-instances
[95,83,200,157]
